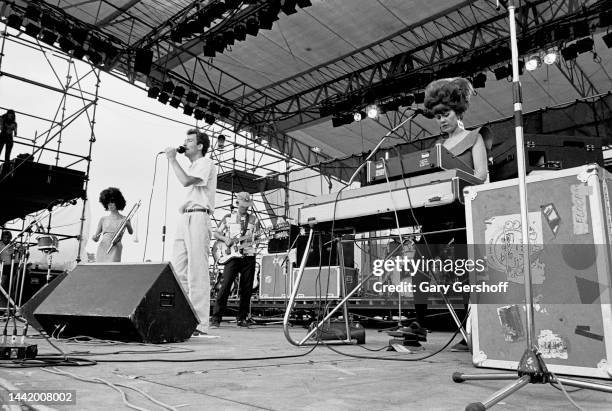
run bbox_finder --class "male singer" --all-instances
[165,129,217,337]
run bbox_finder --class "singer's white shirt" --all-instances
[179,155,217,213]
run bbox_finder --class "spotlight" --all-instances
[494,65,510,80]
[543,48,558,65]
[147,86,160,98]
[603,32,612,49]
[40,30,58,46]
[87,51,103,66]
[183,105,194,116]
[72,27,88,44]
[281,0,297,15]
[134,48,153,75]
[575,37,594,54]
[58,37,76,53]
[414,92,425,104]
[525,54,541,71]
[561,44,578,61]
[223,30,235,46]
[472,72,487,88]
[398,94,415,107]
[331,114,353,128]
[40,13,58,30]
[366,105,379,119]
[186,91,198,104]
[25,23,41,38]
[170,30,183,43]
[214,34,226,53]
[197,97,209,108]
[173,86,185,97]
[219,106,231,118]
[297,0,312,7]
[73,47,86,59]
[205,113,216,125]
[353,111,365,121]
[162,81,175,93]
[246,17,259,36]
[25,5,41,22]
[573,21,590,38]
[208,102,220,114]
[158,92,170,104]
[6,14,23,30]
[234,23,247,41]
[203,42,216,57]
[194,109,205,120]
[169,96,181,108]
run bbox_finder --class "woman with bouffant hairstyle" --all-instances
[92,187,133,262]
[423,77,489,181]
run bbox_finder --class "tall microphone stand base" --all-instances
[453,347,612,410]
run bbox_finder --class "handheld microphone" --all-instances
[159,146,186,154]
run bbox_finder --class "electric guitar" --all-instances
[212,228,270,264]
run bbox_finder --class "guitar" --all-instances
[212,227,270,265]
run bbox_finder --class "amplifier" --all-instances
[259,252,294,299]
[489,134,603,182]
[367,143,473,184]
[292,266,358,299]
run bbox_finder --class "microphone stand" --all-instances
[453,2,612,409]
[162,159,170,261]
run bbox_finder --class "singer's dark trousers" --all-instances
[212,256,256,322]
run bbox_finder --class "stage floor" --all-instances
[1,323,611,410]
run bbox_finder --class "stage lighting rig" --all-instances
[197,97,209,108]
[194,109,205,120]
[162,81,175,93]
[472,72,487,88]
[147,86,161,99]
[183,105,195,116]
[186,91,198,104]
[205,113,216,125]
[6,14,23,30]
[603,32,612,48]
[158,92,170,104]
[169,96,182,108]
[219,106,231,118]
[543,48,558,64]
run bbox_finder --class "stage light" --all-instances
[194,109,205,120]
[173,86,185,98]
[58,37,76,53]
[40,12,58,30]
[472,72,487,88]
[162,81,174,93]
[6,14,23,30]
[353,111,365,122]
[87,51,103,66]
[203,42,216,57]
[186,91,198,104]
[147,86,160,98]
[134,48,153,75]
[553,25,571,42]
[223,30,235,46]
[331,114,353,128]
[281,0,297,15]
[258,8,279,30]
[214,34,226,53]
[40,30,58,46]
[414,92,425,104]
[561,44,578,61]
[297,0,312,7]
[169,97,181,108]
[73,47,86,59]
[398,94,415,107]
[246,17,259,36]
[158,92,170,104]
[72,27,88,44]
[25,5,41,22]
[525,54,541,71]
[234,23,247,41]
[208,102,220,114]
[494,65,510,80]
[197,97,209,108]
[219,106,231,118]
[576,37,594,54]
[573,20,590,38]
[25,23,41,38]
[600,11,612,28]
[366,105,379,119]
[183,105,194,116]
[205,113,216,125]
[170,29,183,43]
[543,48,558,65]
[603,32,612,49]
[311,146,321,153]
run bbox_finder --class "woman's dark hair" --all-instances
[1,230,12,241]
[423,78,474,118]
[3,110,16,123]
[99,187,126,211]
[187,129,210,156]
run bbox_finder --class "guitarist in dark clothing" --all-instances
[211,192,257,328]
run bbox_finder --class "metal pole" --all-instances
[507,1,536,348]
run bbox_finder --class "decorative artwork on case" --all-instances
[484,212,545,284]
[497,304,525,343]
[570,184,590,235]
[537,329,568,359]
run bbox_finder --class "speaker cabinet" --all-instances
[33,263,198,343]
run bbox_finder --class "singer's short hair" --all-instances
[423,77,474,118]
[187,128,210,156]
[99,187,126,211]
[1,230,11,241]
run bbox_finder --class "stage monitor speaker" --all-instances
[33,263,198,343]
[20,272,68,332]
